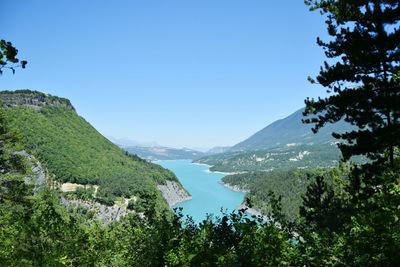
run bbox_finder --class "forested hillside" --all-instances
[196,143,341,172]
[222,168,348,220]
[1,90,181,207]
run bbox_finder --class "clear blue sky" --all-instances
[1,0,329,149]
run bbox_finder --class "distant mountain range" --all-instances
[207,146,232,154]
[195,107,353,172]
[110,107,353,166]
[106,136,159,147]
[120,146,233,161]
[123,146,206,161]
[109,137,230,161]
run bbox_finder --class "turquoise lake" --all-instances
[158,160,245,223]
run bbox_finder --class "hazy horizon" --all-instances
[105,105,305,150]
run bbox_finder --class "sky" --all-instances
[1,0,329,149]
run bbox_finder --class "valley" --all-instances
[188,108,356,220]
[0,90,353,223]
[158,160,245,223]
[2,1,399,264]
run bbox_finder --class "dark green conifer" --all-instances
[303,1,400,167]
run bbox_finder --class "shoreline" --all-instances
[205,169,241,175]
[192,161,233,175]
[159,160,254,213]
[218,180,250,193]
[192,161,248,176]
[218,179,268,222]
[191,162,212,167]
[194,161,245,176]
[194,161,255,217]
[237,203,269,222]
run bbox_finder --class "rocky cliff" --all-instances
[0,90,75,111]
[158,181,192,206]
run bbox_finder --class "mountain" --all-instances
[123,146,205,160]
[195,107,353,172]
[108,136,208,160]
[120,145,230,161]
[231,107,350,151]
[206,146,231,154]
[0,90,188,209]
[194,108,353,219]
[196,143,341,172]
[107,136,159,147]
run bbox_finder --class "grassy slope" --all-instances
[6,105,179,206]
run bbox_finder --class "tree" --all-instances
[0,107,26,174]
[297,2,400,265]
[0,38,28,173]
[303,1,400,167]
[0,39,27,75]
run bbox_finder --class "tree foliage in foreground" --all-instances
[0,39,27,75]
[0,181,297,267]
[295,1,400,266]
[303,0,400,167]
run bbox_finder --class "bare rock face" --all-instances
[60,197,137,224]
[0,90,75,111]
[158,181,192,207]
[15,151,47,191]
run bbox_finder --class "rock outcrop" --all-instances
[60,197,137,224]
[15,151,47,191]
[158,181,192,206]
[237,203,269,222]
[0,90,75,111]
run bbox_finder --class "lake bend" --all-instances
[158,160,246,223]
